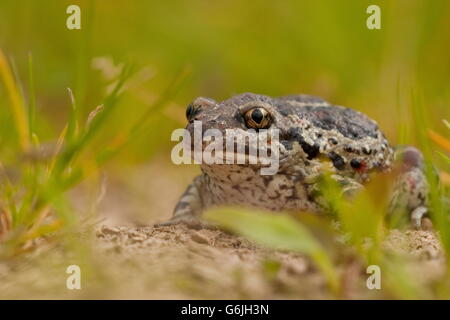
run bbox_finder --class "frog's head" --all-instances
[183,93,291,175]
[185,93,277,134]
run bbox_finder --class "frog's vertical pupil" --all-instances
[251,108,264,124]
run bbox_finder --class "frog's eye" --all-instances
[244,107,272,129]
[186,103,200,121]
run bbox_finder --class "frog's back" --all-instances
[275,95,381,140]
[273,94,394,174]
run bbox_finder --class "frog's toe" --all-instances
[154,215,207,230]
[410,206,428,230]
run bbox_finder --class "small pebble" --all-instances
[101,226,121,235]
[190,232,210,245]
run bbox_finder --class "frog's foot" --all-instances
[154,214,207,230]
[388,146,430,229]
[155,176,208,229]
[410,206,428,230]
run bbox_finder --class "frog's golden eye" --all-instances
[244,107,272,129]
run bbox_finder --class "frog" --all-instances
[156,93,428,229]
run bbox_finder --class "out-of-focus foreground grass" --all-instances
[0,0,449,298]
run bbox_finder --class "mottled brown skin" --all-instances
[388,146,429,228]
[156,93,428,228]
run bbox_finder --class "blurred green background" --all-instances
[0,0,449,166]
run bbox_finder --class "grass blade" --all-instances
[205,207,340,294]
[0,49,29,150]
[27,53,36,138]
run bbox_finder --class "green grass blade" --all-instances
[66,87,79,143]
[27,53,36,139]
[0,49,29,151]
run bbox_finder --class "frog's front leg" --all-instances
[332,174,364,197]
[154,175,206,228]
[306,174,364,213]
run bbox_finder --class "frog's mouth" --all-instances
[187,138,287,166]
[180,123,288,171]
[190,150,285,166]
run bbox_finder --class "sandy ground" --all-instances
[0,223,446,299]
[0,163,447,299]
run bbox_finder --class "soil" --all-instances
[0,223,445,299]
[0,163,446,299]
